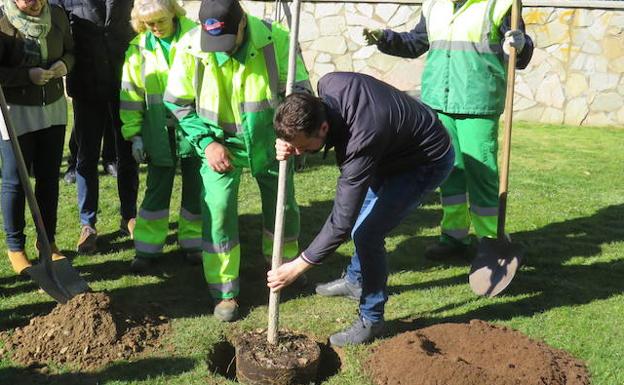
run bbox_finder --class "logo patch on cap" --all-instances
[203,18,225,36]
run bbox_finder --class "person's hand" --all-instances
[204,141,233,173]
[28,67,54,86]
[49,60,68,78]
[131,136,146,163]
[267,256,312,291]
[363,28,383,46]
[503,30,526,55]
[275,138,296,161]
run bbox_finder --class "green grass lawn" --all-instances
[0,121,623,385]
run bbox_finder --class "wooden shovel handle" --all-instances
[497,0,521,239]
[268,0,303,345]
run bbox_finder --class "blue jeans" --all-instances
[0,125,65,250]
[344,148,454,323]
[74,97,138,226]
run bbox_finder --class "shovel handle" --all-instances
[497,0,521,239]
[268,0,302,345]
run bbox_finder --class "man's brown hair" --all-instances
[273,92,326,141]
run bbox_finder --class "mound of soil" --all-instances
[0,292,169,371]
[368,320,591,385]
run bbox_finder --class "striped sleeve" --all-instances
[120,43,146,140]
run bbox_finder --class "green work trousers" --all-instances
[134,156,203,258]
[437,112,500,244]
[200,145,300,300]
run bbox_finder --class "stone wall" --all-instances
[180,1,624,126]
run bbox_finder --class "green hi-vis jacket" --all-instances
[120,16,197,167]
[163,14,311,176]
[422,0,514,115]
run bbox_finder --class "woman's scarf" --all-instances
[3,0,52,66]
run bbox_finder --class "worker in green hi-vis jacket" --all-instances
[164,0,311,322]
[120,0,203,274]
[363,0,534,261]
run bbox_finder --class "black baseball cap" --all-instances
[199,0,244,52]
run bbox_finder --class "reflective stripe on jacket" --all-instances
[163,14,311,176]
[421,0,514,115]
[120,16,197,166]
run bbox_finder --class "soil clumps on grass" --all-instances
[368,320,590,385]
[0,292,169,371]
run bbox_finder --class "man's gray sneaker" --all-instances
[315,277,362,301]
[329,317,385,347]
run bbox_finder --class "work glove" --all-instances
[363,28,383,46]
[503,30,525,55]
[131,136,146,163]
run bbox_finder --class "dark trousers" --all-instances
[73,97,138,226]
[66,118,116,169]
[0,125,65,250]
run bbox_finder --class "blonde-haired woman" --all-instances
[121,0,202,273]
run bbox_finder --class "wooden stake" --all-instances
[268,0,303,345]
[497,0,521,240]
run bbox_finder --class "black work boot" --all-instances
[329,317,385,347]
[130,256,155,274]
[424,241,471,261]
[315,276,362,301]
[184,250,202,265]
[476,234,512,259]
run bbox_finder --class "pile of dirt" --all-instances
[367,320,591,385]
[0,292,169,371]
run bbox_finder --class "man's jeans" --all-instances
[74,98,138,226]
[344,148,454,323]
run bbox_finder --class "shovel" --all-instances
[267,0,303,344]
[468,0,523,297]
[0,85,90,303]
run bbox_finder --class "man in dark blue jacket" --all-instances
[51,0,139,253]
[267,72,454,346]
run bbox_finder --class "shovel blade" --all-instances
[469,239,522,297]
[24,258,90,304]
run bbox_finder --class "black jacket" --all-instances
[49,0,134,100]
[0,5,74,106]
[302,72,452,264]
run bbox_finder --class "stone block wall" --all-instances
[180,0,624,126]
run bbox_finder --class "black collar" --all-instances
[321,101,347,159]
